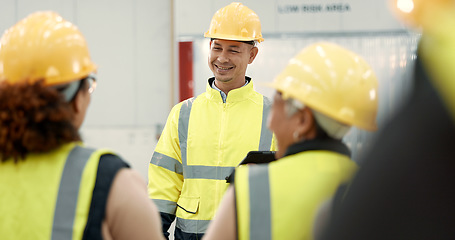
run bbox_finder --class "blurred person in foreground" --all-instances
[320,0,455,239]
[147,2,276,239]
[0,11,164,240]
[203,42,379,240]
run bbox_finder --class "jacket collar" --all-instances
[205,77,255,103]
[284,137,351,158]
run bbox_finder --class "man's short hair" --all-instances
[210,38,256,46]
[243,40,255,46]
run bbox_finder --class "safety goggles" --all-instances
[59,73,97,102]
[86,74,97,94]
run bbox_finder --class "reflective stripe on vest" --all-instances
[178,97,194,167]
[150,152,183,175]
[248,165,272,240]
[153,199,178,214]
[51,146,95,239]
[258,96,273,151]
[175,217,211,233]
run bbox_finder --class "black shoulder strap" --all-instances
[82,154,129,240]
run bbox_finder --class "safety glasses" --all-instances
[57,73,97,102]
[85,74,97,94]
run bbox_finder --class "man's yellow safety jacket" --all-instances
[148,78,276,235]
[234,139,357,240]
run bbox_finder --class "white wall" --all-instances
[175,0,406,36]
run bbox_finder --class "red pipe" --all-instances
[178,41,194,101]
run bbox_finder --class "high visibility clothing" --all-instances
[0,142,113,240]
[148,77,276,235]
[235,139,357,240]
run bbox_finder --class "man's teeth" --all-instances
[218,66,231,70]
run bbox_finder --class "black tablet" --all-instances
[225,151,276,183]
[238,151,276,165]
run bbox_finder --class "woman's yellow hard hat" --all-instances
[266,42,378,131]
[0,11,97,86]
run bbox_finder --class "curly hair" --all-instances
[0,80,81,162]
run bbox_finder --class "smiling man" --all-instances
[208,39,258,94]
[147,2,276,240]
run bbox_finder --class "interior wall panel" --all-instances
[135,0,172,126]
[16,0,75,22]
[175,0,406,36]
[76,0,136,126]
[0,0,17,34]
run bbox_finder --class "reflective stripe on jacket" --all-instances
[0,142,113,240]
[235,149,357,240]
[148,78,276,234]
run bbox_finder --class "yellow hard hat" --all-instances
[0,11,97,86]
[204,2,264,43]
[266,42,378,131]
